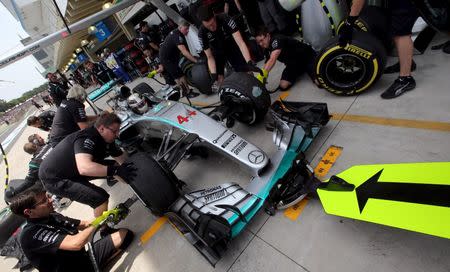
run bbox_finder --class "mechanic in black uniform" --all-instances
[28,133,46,146]
[137,21,161,52]
[143,47,177,85]
[84,60,116,86]
[197,5,256,86]
[255,26,316,91]
[339,0,418,99]
[27,110,56,132]
[9,188,133,272]
[9,143,53,200]
[46,72,69,107]
[48,85,96,147]
[159,21,199,96]
[39,112,136,218]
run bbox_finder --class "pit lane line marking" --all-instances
[314,145,343,179]
[140,216,168,245]
[284,145,343,221]
[331,113,450,132]
[278,92,290,100]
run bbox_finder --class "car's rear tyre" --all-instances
[0,207,25,248]
[126,152,180,216]
[219,72,271,125]
[315,31,387,96]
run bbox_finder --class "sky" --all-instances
[0,3,47,102]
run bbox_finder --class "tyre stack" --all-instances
[124,42,148,77]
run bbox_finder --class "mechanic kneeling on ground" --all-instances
[9,187,133,272]
[27,110,56,132]
[39,112,137,221]
[197,5,258,88]
[48,85,97,147]
[255,26,316,92]
[159,20,199,97]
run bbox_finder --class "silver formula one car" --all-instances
[108,72,330,265]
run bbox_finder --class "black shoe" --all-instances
[384,60,416,74]
[381,76,416,99]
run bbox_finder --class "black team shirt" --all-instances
[39,126,122,181]
[198,14,239,54]
[49,99,87,147]
[20,212,95,272]
[159,29,188,62]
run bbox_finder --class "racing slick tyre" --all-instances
[219,72,271,125]
[181,59,214,95]
[132,82,155,96]
[0,207,25,248]
[125,152,180,216]
[411,0,450,32]
[315,31,387,96]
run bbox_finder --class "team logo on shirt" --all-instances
[83,138,95,150]
[78,108,86,119]
[271,39,279,49]
[228,20,236,29]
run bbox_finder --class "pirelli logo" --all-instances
[355,20,368,32]
[344,45,372,59]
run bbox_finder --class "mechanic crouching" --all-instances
[27,110,56,132]
[38,113,137,228]
[9,187,133,272]
[255,27,316,92]
[159,20,199,97]
[197,6,257,88]
[48,85,96,147]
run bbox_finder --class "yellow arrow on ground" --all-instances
[317,162,450,239]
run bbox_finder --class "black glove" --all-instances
[246,60,263,74]
[338,16,358,47]
[210,73,218,81]
[107,162,137,183]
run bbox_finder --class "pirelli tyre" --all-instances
[125,152,179,216]
[181,59,214,95]
[0,207,25,248]
[219,72,271,125]
[315,31,387,96]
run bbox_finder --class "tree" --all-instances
[0,83,49,113]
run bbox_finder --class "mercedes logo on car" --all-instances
[248,150,265,164]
